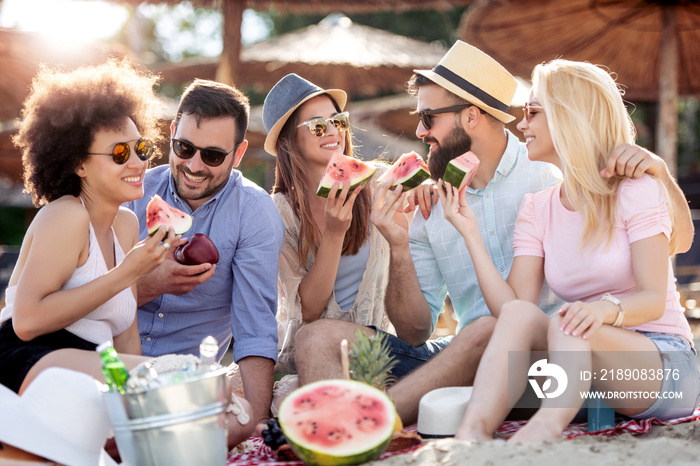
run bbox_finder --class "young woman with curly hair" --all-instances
[0,60,177,394]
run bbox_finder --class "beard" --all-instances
[426,125,473,182]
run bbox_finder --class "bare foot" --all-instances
[455,421,493,443]
[508,417,563,445]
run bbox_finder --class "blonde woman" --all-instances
[439,60,700,444]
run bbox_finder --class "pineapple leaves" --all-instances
[348,329,398,390]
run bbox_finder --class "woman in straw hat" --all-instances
[262,74,402,379]
[439,59,700,444]
[0,60,178,394]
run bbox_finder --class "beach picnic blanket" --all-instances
[226,410,700,465]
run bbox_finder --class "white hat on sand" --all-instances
[0,368,117,466]
[417,386,473,438]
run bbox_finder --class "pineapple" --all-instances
[348,329,398,390]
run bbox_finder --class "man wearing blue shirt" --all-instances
[295,41,694,426]
[128,80,284,434]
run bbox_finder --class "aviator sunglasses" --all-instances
[297,112,350,138]
[171,139,238,167]
[88,138,155,165]
[417,104,473,130]
[523,103,544,122]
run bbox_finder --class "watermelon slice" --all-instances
[146,194,192,237]
[375,151,430,191]
[278,379,396,465]
[316,153,377,198]
[443,151,480,190]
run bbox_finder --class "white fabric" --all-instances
[0,223,136,345]
[0,368,117,466]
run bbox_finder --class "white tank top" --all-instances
[0,220,136,345]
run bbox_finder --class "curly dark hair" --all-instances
[13,59,163,206]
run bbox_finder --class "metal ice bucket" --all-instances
[102,367,228,466]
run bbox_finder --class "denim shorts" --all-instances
[374,327,451,379]
[626,331,700,421]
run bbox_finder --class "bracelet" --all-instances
[600,293,625,327]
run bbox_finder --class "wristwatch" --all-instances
[600,293,625,327]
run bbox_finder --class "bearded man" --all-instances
[294,41,693,425]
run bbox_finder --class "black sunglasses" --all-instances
[417,104,473,130]
[296,112,350,137]
[88,138,155,165]
[172,138,238,167]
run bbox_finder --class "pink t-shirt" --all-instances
[513,175,692,342]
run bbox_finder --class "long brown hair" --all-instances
[272,96,371,267]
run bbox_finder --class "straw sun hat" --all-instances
[262,73,347,156]
[0,368,117,466]
[414,40,517,124]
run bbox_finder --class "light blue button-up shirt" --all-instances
[127,165,284,362]
[409,131,563,332]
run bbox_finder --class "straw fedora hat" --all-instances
[414,40,517,124]
[416,386,473,438]
[0,368,117,466]
[262,73,347,156]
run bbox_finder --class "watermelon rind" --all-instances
[316,174,375,198]
[376,152,431,191]
[442,152,480,190]
[393,166,430,191]
[278,379,396,466]
[316,154,377,198]
[146,194,193,237]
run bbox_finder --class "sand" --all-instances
[371,420,700,466]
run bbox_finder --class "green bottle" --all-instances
[96,341,130,394]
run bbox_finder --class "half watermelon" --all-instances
[278,379,396,465]
[316,153,377,198]
[146,194,192,237]
[443,151,480,190]
[375,151,430,191]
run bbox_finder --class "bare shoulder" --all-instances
[32,196,89,233]
[115,206,139,230]
[114,206,140,248]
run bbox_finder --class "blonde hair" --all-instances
[532,59,676,252]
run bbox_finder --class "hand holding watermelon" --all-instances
[438,179,480,240]
[136,195,217,298]
[120,226,181,284]
[371,182,410,249]
[323,182,363,237]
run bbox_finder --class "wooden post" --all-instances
[656,6,678,178]
[216,0,245,86]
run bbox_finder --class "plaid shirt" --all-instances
[409,130,563,332]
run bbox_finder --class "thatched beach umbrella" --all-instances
[461,0,700,176]
[155,13,447,98]
[103,0,473,86]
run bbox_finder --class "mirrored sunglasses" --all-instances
[523,103,544,122]
[296,112,350,137]
[88,138,155,165]
[417,104,473,130]
[171,138,237,167]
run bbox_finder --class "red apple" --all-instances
[174,233,219,265]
